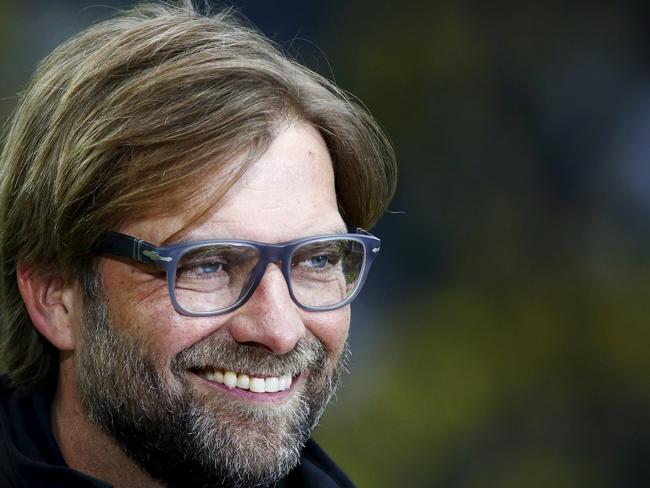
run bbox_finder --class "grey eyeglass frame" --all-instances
[96,229,381,316]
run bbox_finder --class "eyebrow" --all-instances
[160,225,349,247]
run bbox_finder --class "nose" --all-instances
[226,263,306,355]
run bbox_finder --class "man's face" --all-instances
[76,123,351,487]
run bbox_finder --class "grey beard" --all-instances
[76,285,349,488]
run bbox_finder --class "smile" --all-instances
[195,368,293,393]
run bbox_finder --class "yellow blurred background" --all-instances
[2,1,650,486]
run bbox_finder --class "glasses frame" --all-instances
[97,229,381,316]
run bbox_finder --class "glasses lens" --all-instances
[290,238,365,308]
[173,244,260,313]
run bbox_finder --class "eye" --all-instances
[178,259,227,280]
[196,261,224,274]
[306,255,330,269]
[293,241,346,271]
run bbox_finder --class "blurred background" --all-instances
[2,1,650,486]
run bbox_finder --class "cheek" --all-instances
[100,261,168,334]
[100,260,221,360]
[303,306,350,354]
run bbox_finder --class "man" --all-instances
[0,2,396,487]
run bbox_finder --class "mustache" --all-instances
[171,336,327,378]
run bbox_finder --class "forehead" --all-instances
[120,123,346,245]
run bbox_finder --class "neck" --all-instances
[51,354,165,488]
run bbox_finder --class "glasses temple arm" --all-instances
[98,232,169,264]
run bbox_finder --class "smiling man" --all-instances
[0,2,395,488]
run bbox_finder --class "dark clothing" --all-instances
[0,380,353,487]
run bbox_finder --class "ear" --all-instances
[16,263,81,352]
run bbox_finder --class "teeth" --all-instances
[280,373,292,390]
[198,369,293,393]
[250,377,265,393]
[265,377,279,393]
[223,371,238,389]
[236,374,250,389]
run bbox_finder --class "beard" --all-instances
[76,282,349,488]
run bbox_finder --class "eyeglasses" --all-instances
[96,229,380,316]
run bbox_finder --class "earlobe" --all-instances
[16,263,80,351]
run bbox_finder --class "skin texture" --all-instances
[20,122,351,488]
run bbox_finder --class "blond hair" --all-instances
[0,2,397,394]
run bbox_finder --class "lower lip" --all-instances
[193,372,301,403]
